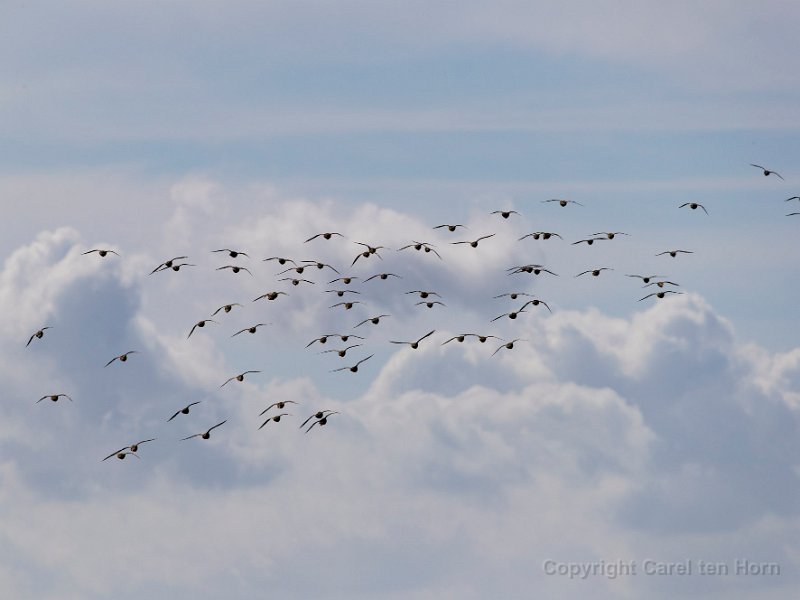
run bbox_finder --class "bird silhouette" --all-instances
[389,330,435,349]
[216,265,252,275]
[83,249,119,257]
[182,421,227,441]
[167,401,202,422]
[102,439,156,461]
[354,315,390,328]
[451,234,496,248]
[37,393,72,403]
[679,202,709,215]
[150,256,188,274]
[188,319,218,338]
[750,164,784,180]
[332,355,374,373]
[26,327,52,347]
[232,323,270,337]
[211,303,242,316]
[305,232,344,242]
[543,199,583,207]
[221,371,261,386]
[213,248,249,258]
[104,351,138,367]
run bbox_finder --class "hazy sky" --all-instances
[2,2,800,598]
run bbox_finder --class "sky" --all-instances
[1,1,800,598]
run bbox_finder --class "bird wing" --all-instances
[102,447,130,461]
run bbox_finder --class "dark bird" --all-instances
[37,393,72,403]
[591,232,629,239]
[102,450,140,461]
[253,291,287,302]
[321,344,363,357]
[306,411,340,433]
[332,355,374,373]
[466,334,501,343]
[397,241,441,258]
[491,308,527,322]
[232,323,270,337]
[786,212,800,216]
[786,196,800,202]
[167,401,202,422]
[639,291,684,301]
[26,326,52,347]
[278,265,309,275]
[416,300,446,308]
[259,413,291,429]
[519,298,552,313]
[572,237,607,246]
[492,339,527,356]
[102,439,156,461]
[626,274,664,284]
[328,276,359,285]
[166,262,195,271]
[330,301,363,310]
[305,232,344,242]
[354,315,390,328]
[104,351,138,367]
[181,420,227,441]
[306,334,364,347]
[301,260,340,273]
[543,199,583,207]
[679,202,709,215]
[150,256,188,274]
[260,401,298,415]
[221,371,261,387]
[325,289,361,297]
[82,249,119,257]
[213,249,249,258]
[354,242,385,255]
[656,250,693,257]
[188,319,218,338]
[643,280,680,289]
[442,334,469,345]
[211,303,242,316]
[300,410,338,429]
[406,290,440,299]
[263,256,296,266]
[390,330,435,349]
[216,265,252,275]
[364,273,401,282]
[452,234,496,248]
[508,265,558,276]
[490,210,520,219]
[750,164,784,180]
[519,231,562,240]
[279,277,315,286]
[433,224,467,231]
[576,267,613,277]
[494,292,534,300]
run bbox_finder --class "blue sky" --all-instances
[2,2,800,598]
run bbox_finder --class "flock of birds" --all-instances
[23,164,796,463]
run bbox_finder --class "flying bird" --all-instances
[211,303,242,316]
[656,250,693,257]
[232,323,270,337]
[26,326,52,347]
[750,164,784,180]
[492,339,527,356]
[643,280,680,288]
[37,393,72,403]
[253,291,287,302]
[330,301,363,310]
[332,355,374,373]
[260,401,298,415]
[104,351,138,367]
[543,199,583,207]
[213,248,249,258]
[188,319,218,338]
[325,289,362,297]
[221,371,261,386]
[300,410,338,429]
[591,232,629,239]
[416,300,446,308]
[364,273,401,282]
[406,290,440,299]
[679,202,709,215]
[301,260,340,273]
[328,276,359,285]
[167,401,202,422]
[102,439,156,461]
[433,224,467,231]
[102,451,140,461]
[576,268,613,277]
[519,231,562,240]
[508,265,558,276]
[354,315,390,328]
[279,277,315,286]
[320,344,363,357]
[216,265,252,275]
[466,334,501,343]
[263,256,297,266]
[306,334,364,347]
[82,249,119,257]
[626,274,664,284]
[490,210,520,219]
[572,238,607,246]
[491,308,527,322]
[639,291,684,301]
[181,420,227,441]
[259,413,292,429]
[150,256,188,274]
[306,411,340,432]
[451,234,496,248]
[165,262,195,271]
[305,232,344,242]
[494,292,534,300]
[519,298,552,313]
[389,330,435,349]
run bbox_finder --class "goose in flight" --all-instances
[572,237,607,246]
[102,438,156,461]
[397,241,441,259]
[104,351,138,367]
[330,301,363,310]
[451,234,495,248]
[165,262,195,272]
[491,308,527,322]
[260,401,297,415]
[263,256,297,266]
[576,267,613,277]
[787,212,800,216]
[519,231,562,241]
[592,231,629,239]
[519,298,552,313]
[325,289,361,297]
[643,280,680,289]
[639,291,684,301]
[508,265,558,276]
[221,370,261,387]
[211,302,242,316]
[786,196,800,202]
[27,326,52,347]
[332,355,374,373]
[216,265,252,275]
[279,277,315,286]
[305,232,344,242]
[306,411,340,433]
[167,401,202,422]
[82,249,119,257]
[213,248,249,258]
[188,319,218,338]
[750,164,784,180]
[181,420,227,441]
[150,256,188,274]
[320,344,363,357]
[259,413,291,429]
[491,210,520,219]
[390,330,435,349]
[656,250,693,258]
[253,291,287,302]
[300,410,338,429]
[103,450,140,461]
[364,273,401,282]
[494,292,534,300]
[626,274,664,284]
[302,260,340,273]
[543,199,583,207]
[406,290,440,299]
[37,393,72,403]
[354,315,390,328]
[306,333,364,347]
[433,224,467,231]
[416,300,446,308]
[679,202,709,215]
[328,276,359,285]
[232,323,270,337]
[492,339,527,356]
